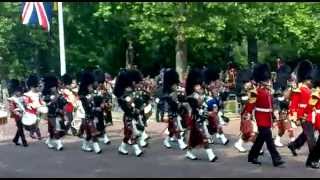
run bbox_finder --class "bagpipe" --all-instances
[239,84,258,141]
[43,93,69,132]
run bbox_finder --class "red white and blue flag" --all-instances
[21,2,52,32]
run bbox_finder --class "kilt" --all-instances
[207,112,218,134]
[240,112,257,141]
[188,116,207,148]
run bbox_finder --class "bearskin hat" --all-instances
[227,62,237,70]
[203,65,220,85]
[185,68,204,96]
[78,70,95,96]
[8,79,23,96]
[42,75,58,96]
[296,60,313,83]
[128,69,143,85]
[163,68,180,94]
[61,74,73,86]
[311,65,320,87]
[27,74,39,88]
[93,69,105,84]
[113,70,131,98]
[252,64,271,83]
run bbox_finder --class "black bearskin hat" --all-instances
[78,70,95,96]
[312,65,320,87]
[61,74,73,86]
[42,75,58,96]
[203,66,220,85]
[27,74,39,88]
[163,68,180,94]
[185,68,204,96]
[296,60,313,83]
[227,62,237,70]
[113,70,131,98]
[8,79,23,96]
[93,69,105,84]
[252,64,271,83]
[128,69,143,85]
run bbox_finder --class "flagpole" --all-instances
[58,2,66,76]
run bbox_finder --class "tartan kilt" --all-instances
[207,112,218,134]
[240,113,255,141]
[188,116,207,148]
[84,120,100,137]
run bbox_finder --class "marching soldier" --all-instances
[161,68,188,150]
[184,68,218,162]
[234,71,259,153]
[60,74,78,135]
[305,65,320,169]
[78,70,102,154]
[247,64,285,167]
[203,66,229,145]
[8,79,28,147]
[113,69,144,157]
[288,60,316,157]
[23,75,45,140]
[42,75,68,151]
[93,69,111,145]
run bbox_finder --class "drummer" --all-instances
[8,79,28,146]
[23,75,46,140]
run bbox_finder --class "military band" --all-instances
[3,60,320,169]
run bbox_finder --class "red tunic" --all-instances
[297,85,312,122]
[288,89,300,119]
[306,91,320,130]
[254,87,273,128]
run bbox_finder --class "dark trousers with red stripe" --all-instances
[291,121,315,153]
[248,127,282,163]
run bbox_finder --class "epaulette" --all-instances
[309,88,320,106]
[291,87,301,93]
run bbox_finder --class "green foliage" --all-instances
[1,2,320,79]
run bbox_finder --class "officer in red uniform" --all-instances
[288,60,315,157]
[304,65,320,169]
[247,64,285,167]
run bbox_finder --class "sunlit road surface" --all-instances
[0,112,319,178]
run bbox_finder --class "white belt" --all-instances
[298,104,307,108]
[255,107,273,113]
[315,109,320,114]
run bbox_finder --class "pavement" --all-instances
[0,112,319,178]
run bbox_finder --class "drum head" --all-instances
[22,112,37,126]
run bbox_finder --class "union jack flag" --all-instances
[21,2,52,32]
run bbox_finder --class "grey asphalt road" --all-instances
[0,112,319,178]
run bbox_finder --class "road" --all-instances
[0,112,319,178]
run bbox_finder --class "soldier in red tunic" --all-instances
[247,64,285,167]
[8,79,28,147]
[304,65,320,169]
[288,60,316,157]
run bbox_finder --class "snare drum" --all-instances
[0,110,8,125]
[22,112,37,126]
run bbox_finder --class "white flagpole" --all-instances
[58,2,66,76]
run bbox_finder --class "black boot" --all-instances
[288,143,297,156]
[306,161,320,169]
[248,158,262,165]
[273,159,285,167]
[12,139,20,146]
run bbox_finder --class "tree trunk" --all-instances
[247,35,258,64]
[176,33,187,82]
